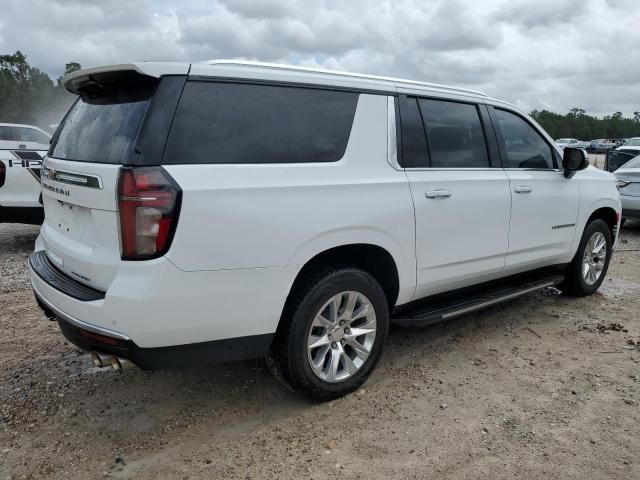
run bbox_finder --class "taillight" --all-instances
[117,167,181,260]
[0,161,5,188]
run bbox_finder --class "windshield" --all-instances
[556,138,571,143]
[623,138,640,146]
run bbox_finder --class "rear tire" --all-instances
[269,267,389,401]
[560,219,612,296]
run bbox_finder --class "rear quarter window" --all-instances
[163,82,358,164]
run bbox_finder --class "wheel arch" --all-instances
[587,206,619,240]
[571,197,621,258]
[282,243,401,321]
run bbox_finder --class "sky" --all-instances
[0,0,638,116]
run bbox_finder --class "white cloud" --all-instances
[0,0,639,116]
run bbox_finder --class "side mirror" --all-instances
[562,147,588,178]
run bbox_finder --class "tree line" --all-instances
[1,50,640,140]
[0,51,78,131]
[530,108,640,140]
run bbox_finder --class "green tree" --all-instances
[531,109,640,140]
[0,50,77,130]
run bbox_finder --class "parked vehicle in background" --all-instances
[589,139,604,153]
[614,154,640,224]
[595,139,621,153]
[606,146,640,172]
[0,123,50,150]
[29,61,621,400]
[0,123,48,224]
[556,138,579,148]
[622,137,640,147]
[556,138,589,150]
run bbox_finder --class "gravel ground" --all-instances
[1,221,639,480]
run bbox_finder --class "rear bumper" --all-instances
[29,247,298,363]
[622,209,640,219]
[32,277,274,369]
[621,195,640,218]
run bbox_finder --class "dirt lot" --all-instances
[1,222,639,480]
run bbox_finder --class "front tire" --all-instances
[560,219,612,296]
[269,267,389,401]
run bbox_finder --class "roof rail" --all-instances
[202,59,487,97]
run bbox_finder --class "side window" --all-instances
[398,97,429,168]
[16,127,49,145]
[163,82,358,164]
[493,109,555,169]
[0,126,14,142]
[418,99,489,168]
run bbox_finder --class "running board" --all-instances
[392,273,564,328]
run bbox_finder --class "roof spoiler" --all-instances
[63,63,190,95]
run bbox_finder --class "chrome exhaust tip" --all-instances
[111,356,135,372]
[91,351,114,368]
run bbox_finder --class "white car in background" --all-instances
[556,138,579,148]
[614,154,640,224]
[556,138,589,149]
[621,137,640,147]
[0,123,50,224]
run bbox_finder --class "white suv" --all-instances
[29,61,621,400]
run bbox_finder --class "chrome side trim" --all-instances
[404,167,500,172]
[31,279,131,341]
[503,168,562,173]
[387,96,402,171]
[441,281,556,319]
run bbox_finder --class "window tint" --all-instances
[51,98,150,164]
[398,97,429,168]
[164,82,358,165]
[16,127,49,145]
[418,99,489,168]
[493,109,555,169]
[0,126,14,141]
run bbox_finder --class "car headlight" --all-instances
[616,180,630,190]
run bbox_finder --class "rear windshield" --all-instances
[50,98,149,164]
[50,73,157,164]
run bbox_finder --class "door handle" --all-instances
[425,189,453,199]
[18,144,26,149]
[514,185,533,194]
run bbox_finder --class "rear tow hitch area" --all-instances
[91,351,136,372]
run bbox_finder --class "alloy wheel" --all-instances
[306,291,377,383]
[582,231,607,286]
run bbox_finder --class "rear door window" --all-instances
[418,99,490,168]
[163,82,358,164]
[493,109,555,169]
